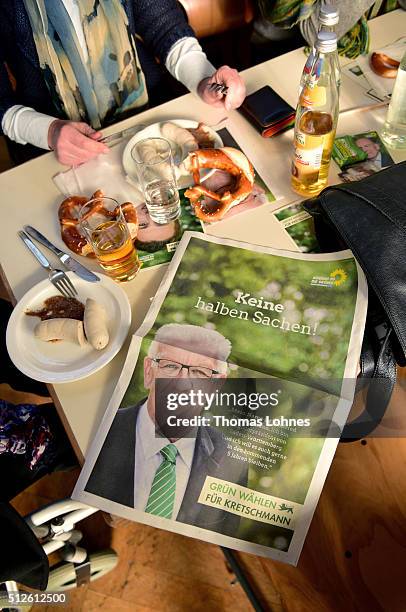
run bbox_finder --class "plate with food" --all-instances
[6,273,131,383]
[122,120,223,187]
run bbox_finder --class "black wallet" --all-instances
[240,85,295,137]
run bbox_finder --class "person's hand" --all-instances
[197,66,246,111]
[48,120,109,166]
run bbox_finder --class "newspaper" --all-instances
[273,201,319,253]
[73,232,367,565]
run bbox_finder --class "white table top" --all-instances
[1,10,405,460]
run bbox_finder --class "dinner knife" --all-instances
[100,123,146,146]
[24,225,100,283]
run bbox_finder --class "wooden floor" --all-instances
[11,470,266,612]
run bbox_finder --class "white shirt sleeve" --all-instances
[2,37,215,149]
[165,37,215,95]
[2,105,56,150]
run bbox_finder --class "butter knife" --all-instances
[24,225,100,283]
[100,123,146,146]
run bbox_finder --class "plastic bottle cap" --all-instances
[319,3,339,26]
[316,31,337,52]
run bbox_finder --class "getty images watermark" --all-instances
[153,376,406,440]
[165,388,311,429]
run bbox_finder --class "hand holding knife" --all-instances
[23,225,99,283]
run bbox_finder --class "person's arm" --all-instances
[165,38,245,110]
[132,0,246,110]
[165,37,215,96]
[0,29,108,164]
[299,0,377,46]
[0,34,56,150]
[2,105,57,150]
[0,0,109,164]
[0,36,23,134]
[131,0,194,66]
[1,104,109,165]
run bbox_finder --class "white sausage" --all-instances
[83,298,109,350]
[35,318,87,346]
[136,140,174,182]
[161,122,198,150]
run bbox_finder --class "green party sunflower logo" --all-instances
[330,268,348,286]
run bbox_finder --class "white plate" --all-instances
[122,119,223,188]
[6,273,131,383]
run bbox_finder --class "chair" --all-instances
[179,0,255,38]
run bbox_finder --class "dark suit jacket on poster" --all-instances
[85,401,248,538]
[380,149,393,168]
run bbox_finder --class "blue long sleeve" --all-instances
[0,44,17,129]
[128,0,195,63]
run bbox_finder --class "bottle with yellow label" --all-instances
[291,31,339,197]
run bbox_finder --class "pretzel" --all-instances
[184,147,255,222]
[370,52,399,78]
[58,190,138,257]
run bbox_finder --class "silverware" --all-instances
[340,100,390,115]
[18,231,78,298]
[100,123,147,146]
[24,225,99,283]
[209,82,229,96]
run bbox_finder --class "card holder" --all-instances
[240,85,295,137]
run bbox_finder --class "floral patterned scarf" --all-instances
[23,0,148,128]
[258,0,399,58]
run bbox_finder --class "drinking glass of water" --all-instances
[131,137,181,224]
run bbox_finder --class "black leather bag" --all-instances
[303,161,406,441]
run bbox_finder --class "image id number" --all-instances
[7,592,67,605]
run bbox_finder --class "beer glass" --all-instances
[79,197,140,282]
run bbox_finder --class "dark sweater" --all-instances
[0,0,195,132]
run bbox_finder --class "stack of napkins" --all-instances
[53,138,143,202]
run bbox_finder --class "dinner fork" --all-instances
[18,231,78,298]
[209,82,229,96]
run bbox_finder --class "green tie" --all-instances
[145,443,178,518]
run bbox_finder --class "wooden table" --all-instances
[1,10,406,610]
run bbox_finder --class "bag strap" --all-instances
[360,327,376,379]
[355,326,376,396]
[341,327,397,442]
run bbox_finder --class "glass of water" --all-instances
[131,137,181,224]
